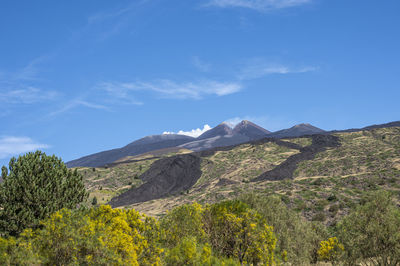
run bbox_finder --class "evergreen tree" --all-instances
[0,151,88,236]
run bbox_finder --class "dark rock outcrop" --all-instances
[253,134,340,182]
[109,154,202,207]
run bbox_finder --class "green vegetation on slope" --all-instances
[77,159,155,204]
[125,127,400,226]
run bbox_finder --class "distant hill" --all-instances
[329,120,400,133]
[267,123,325,138]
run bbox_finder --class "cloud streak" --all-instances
[0,87,58,104]
[98,79,242,100]
[206,0,311,11]
[48,98,109,117]
[0,136,49,159]
[163,124,212,138]
[0,57,59,106]
[238,60,318,80]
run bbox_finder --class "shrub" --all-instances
[0,205,163,265]
[317,237,344,264]
[337,190,400,265]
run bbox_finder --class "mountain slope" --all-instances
[76,122,400,223]
[66,134,195,168]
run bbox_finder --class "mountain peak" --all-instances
[233,120,270,139]
[291,123,324,132]
[197,123,233,139]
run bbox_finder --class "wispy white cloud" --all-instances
[74,0,152,42]
[0,87,58,104]
[192,56,211,72]
[206,0,311,11]
[48,98,109,117]
[0,136,49,159]
[238,59,318,80]
[163,124,212,138]
[0,57,58,106]
[98,79,242,100]
[98,82,144,105]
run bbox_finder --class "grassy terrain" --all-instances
[127,141,301,216]
[78,127,400,225]
[77,159,155,204]
[127,127,400,225]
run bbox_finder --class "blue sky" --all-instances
[1,0,399,166]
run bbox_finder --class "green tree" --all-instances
[0,151,88,236]
[337,190,400,265]
[160,202,206,247]
[239,193,326,264]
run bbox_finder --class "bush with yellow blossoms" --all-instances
[0,205,163,265]
[317,237,344,264]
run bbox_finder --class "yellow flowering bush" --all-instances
[317,237,344,263]
[0,205,162,265]
[203,200,277,265]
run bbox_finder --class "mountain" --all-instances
[178,121,272,152]
[67,120,272,167]
[197,122,233,140]
[76,121,400,225]
[267,123,325,138]
[66,134,195,168]
[233,120,271,139]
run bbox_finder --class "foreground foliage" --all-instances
[337,190,400,265]
[0,151,87,236]
[239,193,327,264]
[0,205,162,265]
[0,190,399,265]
